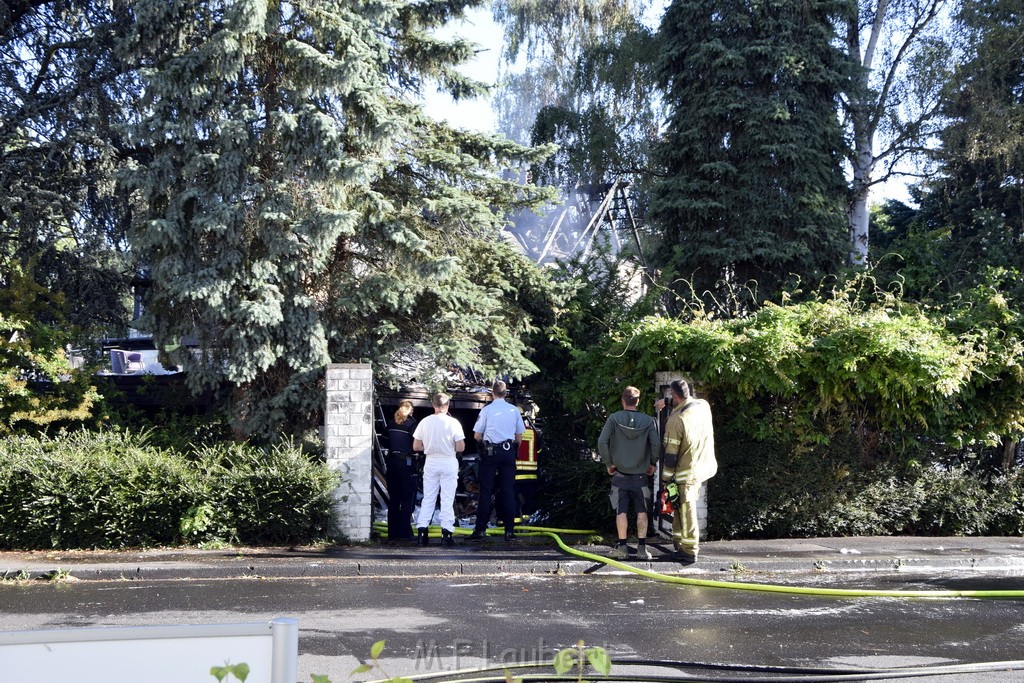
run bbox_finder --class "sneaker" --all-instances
[417,527,429,547]
[441,530,455,547]
[636,544,652,560]
[466,531,486,542]
[610,544,628,560]
[504,532,517,542]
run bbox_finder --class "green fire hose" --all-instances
[372,522,1024,599]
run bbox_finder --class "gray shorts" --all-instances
[610,473,651,515]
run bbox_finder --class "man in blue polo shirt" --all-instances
[468,380,525,542]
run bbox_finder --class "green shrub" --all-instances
[987,473,1024,536]
[0,431,198,549]
[197,442,337,544]
[0,430,337,550]
[910,466,993,535]
[535,442,615,533]
[568,278,1024,463]
[707,432,1024,539]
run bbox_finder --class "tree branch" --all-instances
[869,0,946,131]
[27,37,93,99]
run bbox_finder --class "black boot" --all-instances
[417,527,429,546]
[441,529,455,547]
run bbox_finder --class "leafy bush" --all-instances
[0,430,338,549]
[0,431,198,548]
[534,441,615,533]
[987,473,1024,536]
[707,432,1024,539]
[568,277,1024,462]
[911,466,993,536]
[196,442,337,544]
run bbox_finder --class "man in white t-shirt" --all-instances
[413,392,466,546]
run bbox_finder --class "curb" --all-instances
[3,549,1024,583]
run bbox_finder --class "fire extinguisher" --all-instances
[659,481,679,515]
[658,487,674,515]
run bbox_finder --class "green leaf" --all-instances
[370,639,386,659]
[350,664,373,675]
[210,666,229,682]
[585,647,612,675]
[311,675,332,683]
[553,648,578,675]
[230,663,250,682]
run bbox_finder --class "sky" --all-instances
[421,6,914,205]
[420,7,502,133]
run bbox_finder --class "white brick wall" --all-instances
[324,363,374,541]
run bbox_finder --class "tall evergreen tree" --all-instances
[124,0,557,437]
[924,0,1022,285]
[0,1,136,336]
[873,0,1023,303]
[650,0,854,311]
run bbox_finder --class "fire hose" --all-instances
[370,521,1024,680]
[372,521,1024,599]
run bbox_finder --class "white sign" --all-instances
[0,618,298,683]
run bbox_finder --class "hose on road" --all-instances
[372,522,1024,599]
[369,522,1024,680]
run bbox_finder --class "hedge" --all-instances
[707,434,1024,539]
[0,430,338,549]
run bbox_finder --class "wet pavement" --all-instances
[3,535,1024,681]
[1,534,1023,581]
[2,572,1023,681]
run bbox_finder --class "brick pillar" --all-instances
[325,363,374,541]
[653,372,709,540]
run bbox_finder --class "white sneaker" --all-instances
[636,544,652,560]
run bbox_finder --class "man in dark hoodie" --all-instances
[598,386,660,559]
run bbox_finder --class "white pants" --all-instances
[416,456,458,532]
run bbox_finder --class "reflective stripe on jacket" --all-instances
[516,428,537,480]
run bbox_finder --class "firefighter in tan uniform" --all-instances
[656,379,717,564]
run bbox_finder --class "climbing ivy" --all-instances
[569,278,1024,460]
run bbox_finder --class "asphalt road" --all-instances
[2,572,1023,682]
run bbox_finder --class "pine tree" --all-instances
[124,0,558,437]
[0,1,136,336]
[873,0,1023,303]
[650,0,854,311]
[924,0,1023,288]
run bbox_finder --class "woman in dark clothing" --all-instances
[385,400,418,540]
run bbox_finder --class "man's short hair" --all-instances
[621,386,641,407]
[670,379,691,400]
[491,380,508,398]
[432,392,451,408]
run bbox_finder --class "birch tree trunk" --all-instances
[841,0,950,267]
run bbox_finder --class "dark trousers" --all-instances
[474,442,517,534]
[386,454,416,539]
